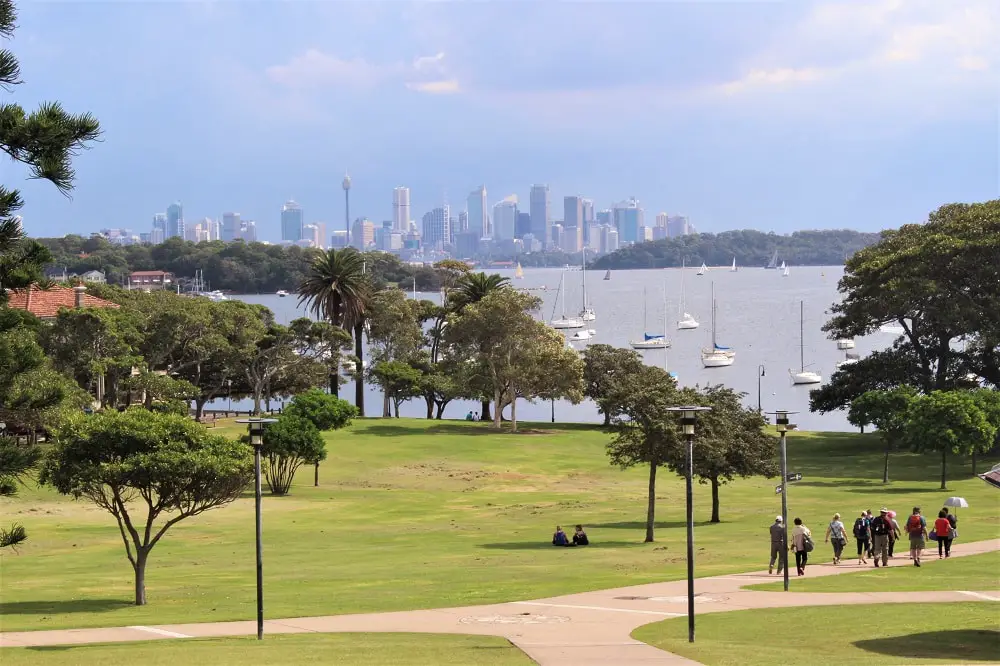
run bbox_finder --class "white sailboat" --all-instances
[790,301,822,384]
[697,262,707,276]
[765,249,779,270]
[836,338,855,350]
[782,264,790,277]
[514,262,525,279]
[631,286,669,349]
[730,257,737,272]
[701,282,735,367]
[579,248,596,321]
[603,269,611,281]
[549,272,584,330]
[677,259,699,330]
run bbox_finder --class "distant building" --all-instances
[639,225,653,242]
[613,198,644,244]
[281,200,304,242]
[454,231,480,259]
[492,195,518,241]
[466,185,488,238]
[529,184,551,249]
[152,213,167,242]
[6,284,119,320]
[166,202,184,239]
[301,223,322,248]
[515,212,532,239]
[581,198,595,245]
[652,226,669,241]
[655,212,669,228]
[393,187,411,232]
[585,222,601,251]
[596,209,612,227]
[240,220,258,243]
[129,270,174,290]
[563,196,583,253]
[222,212,241,242]
[456,210,469,235]
[421,206,451,249]
[351,218,375,249]
[600,225,619,254]
[551,223,564,250]
[330,230,349,249]
[666,215,693,238]
[79,270,106,283]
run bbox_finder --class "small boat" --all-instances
[603,269,611,281]
[765,249,779,270]
[836,338,855,350]
[790,301,822,384]
[514,263,524,279]
[836,352,860,370]
[276,290,289,297]
[701,282,734,367]
[730,257,737,272]
[198,290,229,302]
[677,260,699,329]
[782,265,790,277]
[697,262,707,276]
[549,272,584,330]
[570,329,596,341]
[630,286,670,349]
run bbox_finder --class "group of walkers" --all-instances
[769,506,958,575]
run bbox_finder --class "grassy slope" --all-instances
[1,419,997,633]
[748,550,1000,592]
[0,633,534,666]
[633,602,1000,666]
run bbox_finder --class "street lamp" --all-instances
[226,379,233,413]
[236,417,277,640]
[665,405,712,644]
[757,365,765,414]
[766,410,798,592]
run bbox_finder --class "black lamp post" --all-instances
[757,365,765,414]
[236,417,277,639]
[665,405,712,643]
[766,410,797,592]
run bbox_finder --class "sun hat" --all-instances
[880,507,888,513]
[775,515,783,521]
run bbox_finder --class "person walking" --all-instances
[852,511,870,565]
[906,506,928,566]
[791,518,812,576]
[870,508,893,568]
[865,510,876,559]
[768,515,785,575]
[887,510,901,559]
[934,510,954,559]
[825,513,848,564]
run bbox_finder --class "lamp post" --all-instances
[757,365,765,414]
[665,405,712,643]
[767,410,797,592]
[227,379,233,413]
[236,418,277,639]
[551,397,555,423]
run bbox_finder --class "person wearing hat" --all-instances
[869,507,894,567]
[768,515,785,575]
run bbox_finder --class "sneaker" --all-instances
[915,561,921,567]
[769,567,773,574]
[874,562,879,568]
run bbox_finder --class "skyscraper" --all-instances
[421,205,451,249]
[392,187,411,232]
[581,198,595,246]
[241,220,257,242]
[492,195,518,241]
[466,185,488,238]
[529,185,550,248]
[515,212,532,238]
[166,202,184,239]
[655,212,669,228]
[563,196,583,253]
[152,213,167,244]
[222,212,241,242]
[613,198,644,244]
[281,200,304,242]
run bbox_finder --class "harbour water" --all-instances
[223,265,895,431]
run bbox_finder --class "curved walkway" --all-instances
[2,539,998,665]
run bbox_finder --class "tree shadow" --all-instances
[478,541,648,550]
[589,520,718,530]
[849,487,944,495]
[0,599,130,616]
[360,421,605,439]
[854,629,999,662]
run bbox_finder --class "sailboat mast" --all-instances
[581,248,588,310]
[663,285,668,371]
[800,300,805,372]
[711,282,717,348]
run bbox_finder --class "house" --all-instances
[79,270,107,284]
[129,270,174,290]
[6,284,119,320]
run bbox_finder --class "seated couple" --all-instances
[552,525,589,547]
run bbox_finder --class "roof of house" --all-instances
[6,285,120,319]
[129,270,173,276]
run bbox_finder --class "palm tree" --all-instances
[298,248,369,412]
[449,272,510,420]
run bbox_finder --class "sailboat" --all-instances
[782,264,790,278]
[765,249,779,270]
[730,257,737,272]
[603,269,611,281]
[631,286,669,349]
[677,259,699,330]
[697,262,707,276]
[514,263,524,279]
[549,272,584,329]
[790,301,822,384]
[701,282,735,367]
[579,248,595,321]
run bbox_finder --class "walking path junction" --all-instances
[2,538,998,665]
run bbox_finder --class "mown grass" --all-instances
[1,419,997,633]
[633,602,1000,665]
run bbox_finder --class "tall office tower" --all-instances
[330,230,349,249]
[166,202,184,239]
[550,223,564,250]
[456,210,469,234]
[222,212,241,242]
[515,212,532,238]
[392,187,411,232]
[581,198,595,246]
[466,185,488,237]
[240,220,257,242]
[421,205,451,249]
[448,216,457,244]
[666,215,692,238]
[315,222,327,249]
[655,212,669,228]
[529,184,550,248]
[613,198,644,244]
[492,195,518,241]
[281,200,304,242]
[596,209,612,227]
[599,225,619,254]
[152,213,167,240]
[563,196,583,253]
[352,218,375,248]
[301,223,321,248]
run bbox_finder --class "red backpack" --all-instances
[907,514,923,534]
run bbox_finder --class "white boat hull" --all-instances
[836,359,859,369]
[580,309,596,321]
[702,352,735,367]
[631,338,670,349]
[570,329,596,341]
[791,371,823,384]
[836,339,855,350]
[551,318,584,330]
[677,315,699,330]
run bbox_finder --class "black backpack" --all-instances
[852,518,866,538]
[871,517,889,536]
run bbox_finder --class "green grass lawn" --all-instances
[1,419,998,633]
[747,550,1000,592]
[633,603,1000,665]
[0,633,533,665]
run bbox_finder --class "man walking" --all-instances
[769,515,785,575]
[906,506,928,567]
[870,508,893,567]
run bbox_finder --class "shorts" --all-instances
[909,536,925,550]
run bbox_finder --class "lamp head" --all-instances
[665,406,712,435]
[236,418,278,448]
[766,410,798,433]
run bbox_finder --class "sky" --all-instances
[7,0,1000,241]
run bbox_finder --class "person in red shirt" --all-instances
[934,510,953,558]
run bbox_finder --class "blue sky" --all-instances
[9,0,1000,240]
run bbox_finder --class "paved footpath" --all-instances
[2,539,998,665]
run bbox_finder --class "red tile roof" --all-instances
[130,270,173,277]
[6,285,120,319]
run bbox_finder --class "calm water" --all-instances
[222,265,895,431]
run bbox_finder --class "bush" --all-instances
[258,415,326,495]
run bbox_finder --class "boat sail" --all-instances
[603,269,611,281]
[549,272,584,329]
[701,282,735,367]
[730,257,737,272]
[790,301,822,384]
[697,262,707,276]
[579,248,595,321]
[514,263,524,279]
[677,259,699,330]
[631,286,669,349]
[765,249,779,269]
[782,264,790,277]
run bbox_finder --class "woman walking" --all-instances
[934,509,953,559]
[791,517,812,576]
[852,511,870,565]
[825,513,848,564]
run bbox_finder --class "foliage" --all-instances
[40,410,253,605]
[0,217,51,302]
[288,318,353,396]
[450,272,511,311]
[371,361,424,417]
[236,323,326,414]
[256,414,326,495]
[283,388,357,431]
[582,344,647,426]
[591,228,881,270]
[0,434,40,547]
[847,386,918,483]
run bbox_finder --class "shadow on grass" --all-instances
[854,629,1000,662]
[360,421,604,438]
[478,541,648,550]
[590,521,719,530]
[0,599,130,616]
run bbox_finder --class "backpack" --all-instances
[871,517,889,536]
[852,517,866,538]
[907,515,923,534]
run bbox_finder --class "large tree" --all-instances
[40,410,253,605]
[582,344,647,426]
[847,386,918,484]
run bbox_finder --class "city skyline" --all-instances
[10,2,997,239]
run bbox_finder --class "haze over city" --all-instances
[9,0,999,240]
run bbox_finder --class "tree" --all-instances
[605,364,680,542]
[297,248,370,411]
[582,344,647,426]
[282,388,356,485]
[664,386,778,523]
[288,318,353,399]
[903,390,997,490]
[370,361,423,417]
[254,415,326,495]
[1,0,100,297]
[0,435,39,547]
[237,323,324,414]
[503,326,584,432]
[847,386,918,483]
[40,410,252,605]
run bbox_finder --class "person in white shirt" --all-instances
[824,513,848,565]
[790,517,812,576]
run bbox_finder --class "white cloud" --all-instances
[405,79,460,94]
[265,49,458,95]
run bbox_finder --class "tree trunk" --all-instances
[481,399,491,422]
[382,392,391,418]
[710,476,720,523]
[195,397,207,422]
[882,442,890,484]
[940,449,947,490]
[645,463,657,543]
[510,396,518,433]
[424,396,434,419]
[354,321,365,416]
[314,461,319,487]
[493,388,503,429]
[603,410,610,426]
[133,550,148,606]
[252,393,262,415]
[329,371,339,397]
[393,400,400,418]
[435,401,447,419]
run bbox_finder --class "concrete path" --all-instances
[2,538,997,665]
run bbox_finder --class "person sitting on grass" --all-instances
[573,525,589,546]
[552,526,570,547]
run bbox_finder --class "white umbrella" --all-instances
[944,497,969,513]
